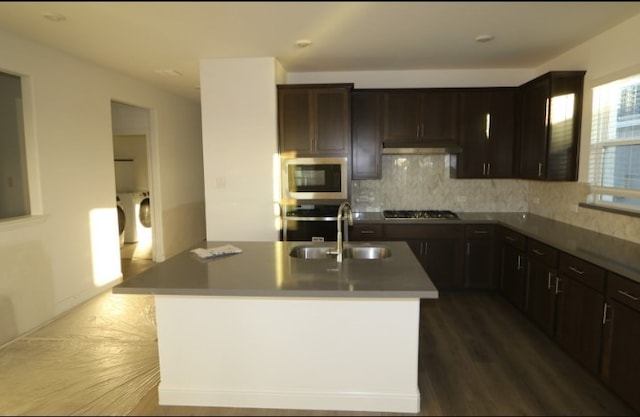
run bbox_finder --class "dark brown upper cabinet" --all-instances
[450,88,517,178]
[278,84,353,156]
[518,71,585,181]
[381,89,460,144]
[351,90,383,179]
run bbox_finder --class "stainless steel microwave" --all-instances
[281,156,348,202]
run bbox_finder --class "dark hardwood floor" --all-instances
[128,292,636,416]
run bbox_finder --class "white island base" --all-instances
[155,295,422,413]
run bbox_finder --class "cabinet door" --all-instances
[520,76,549,179]
[601,300,640,412]
[419,238,465,290]
[545,73,584,181]
[278,85,351,155]
[278,88,313,153]
[384,224,464,290]
[487,89,517,178]
[454,90,491,177]
[452,89,516,179]
[314,88,351,154]
[464,224,496,289]
[500,243,527,310]
[420,90,459,142]
[555,276,604,375]
[526,259,557,337]
[518,71,584,180]
[352,91,382,179]
[382,91,421,141]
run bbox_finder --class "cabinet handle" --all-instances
[538,162,543,177]
[532,249,544,256]
[360,230,375,234]
[486,163,491,176]
[473,230,489,235]
[416,125,420,139]
[555,276,562,295]
[505,235,517,242]
[547,272,553,290]
[517,254,523,270]
[602,302,611,325]
[618,290,639,301]
[485,113,491,140]
[466,242,471,255]
[568,266,584,275]
[482,163,486,176]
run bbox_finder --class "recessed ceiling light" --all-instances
[43,12,66,22]
[475,34,494,43]
[295,39,312,48]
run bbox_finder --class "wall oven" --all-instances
[281,156,348,203]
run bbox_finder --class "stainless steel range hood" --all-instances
[381,140,462,155]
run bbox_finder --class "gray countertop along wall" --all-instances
[113,241,439,299]
[353,211,640,284]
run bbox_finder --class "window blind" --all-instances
[588,74,640,212]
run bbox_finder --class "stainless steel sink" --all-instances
[289,245,391,260]
[343,245,391,259]
[289,246,336,259]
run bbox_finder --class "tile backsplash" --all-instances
[352,154,528,212]
[351,154,640,245]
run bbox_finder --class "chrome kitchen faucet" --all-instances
[328,202,353,262]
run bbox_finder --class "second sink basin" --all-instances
[343,245,391,260]
[289,244,391,260]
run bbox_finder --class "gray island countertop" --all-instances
[113,241,438,299]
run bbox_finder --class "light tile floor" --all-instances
[0,264,159,415]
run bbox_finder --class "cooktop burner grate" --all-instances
[383,210,460,219]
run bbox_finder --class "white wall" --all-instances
[0,28,205,345]
[200,57,284,241]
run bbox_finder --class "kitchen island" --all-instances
[113,240,438,413]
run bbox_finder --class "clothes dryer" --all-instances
[116,192,146,243]
[116,196,125,248]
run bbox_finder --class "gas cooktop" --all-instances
[382,210,460,220]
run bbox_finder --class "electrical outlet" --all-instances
[569,204,579,213]
[532,197,540,204]
[456,195,467,203]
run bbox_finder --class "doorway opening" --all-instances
[111,101,155,279]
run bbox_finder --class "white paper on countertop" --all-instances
[190,244,243,259]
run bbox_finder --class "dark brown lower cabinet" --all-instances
[601,273,640,413]
[464,224,496,289]
[383,224,464,290]
[524,239,559,337]
[555,276,604,375]
[499,227,527,310]
[555,253,606,375]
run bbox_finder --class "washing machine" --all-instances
[116,191,146,243]
[138,191,151,229]
[116,196,125,248]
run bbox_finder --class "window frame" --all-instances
[587,70,640,214]
[0,68,42,224]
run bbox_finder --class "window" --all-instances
[588,73,640,212]
[0,70,30,219]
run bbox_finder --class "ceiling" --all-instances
[1,1,639,102]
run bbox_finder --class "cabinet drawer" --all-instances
[465,224,495,239]
[500,227,526,251]
[559,252,605,293]
[607,272,640,313]
[383,224,463,240]
[526,239,558,267]
[350,224,383,241]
